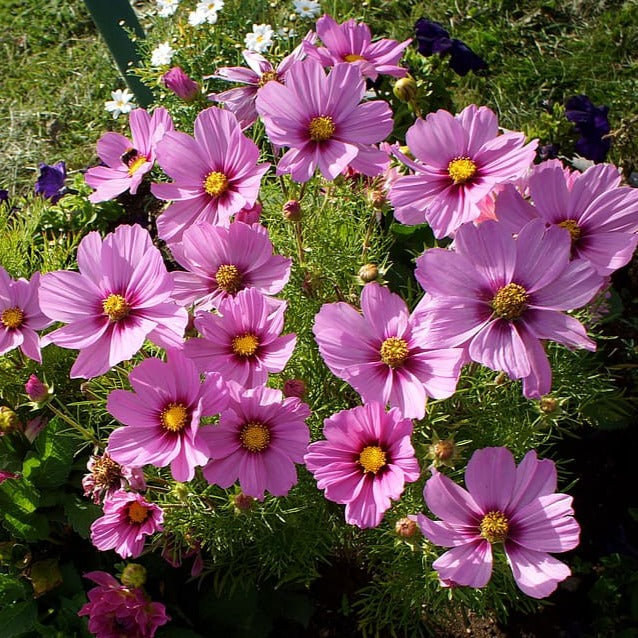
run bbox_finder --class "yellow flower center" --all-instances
[358,445,387,474]
[308,115,335,142]
[127,155,148,176]
[127,501,150,524]
[160,403,189,433]
[559,219,581,242]
[447,156,477,184]
[379,337,409,368]
[479,510,509,543]
[102,294,131,322]
[240,421,270,452]
[491,283,528,320]
[203,171,229,197]
[215,264,242,294]
[1,306,24,329]
[344,53,366,62]
[231,333,260,357]
[258,70,280,88]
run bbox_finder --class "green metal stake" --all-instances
[83,0,154,107]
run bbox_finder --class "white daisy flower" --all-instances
[104,89,136,119]
[244,24,274,53]
[293,0,320,18]
[157,0,180,17]
[150,42,175,67]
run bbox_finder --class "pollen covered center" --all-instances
[203,171,229,197]
[308,115,336,142]
[559,219,581,242]
[491,283,529,320]
[380,337,409,368]
[447,156,477,184]
[215,264,243,294]
[102,294,131,322]
[92,455,123,489]
[232,333,260,357]
[258,70,280,87]
[479,510,509,543]
[161,403,189,433]
[1,306,24,329]
[358,445,387,474]
[344,53,366,62]
[240,421,271,452]
[127,155,148,176]
[127,501,150,524]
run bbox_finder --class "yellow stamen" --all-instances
[479,510,509,543]
[491,283,529,320]
[559,219,581,242]
[1,306,24,329]
[447,156,477,184]
[379,337,409,368]
[240,421,270,452]
[127,155,148,176]
[203,171,229,197]
[231,333,260,357]
[358,445,387,474]
[215,264,242,294]
[127,501,150,524]
[344,53,366,62]
[308,115,335,142]
[258,70,280,88]
[102,294,130,322]
[160,403,189,433]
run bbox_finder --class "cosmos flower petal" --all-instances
[415,513,478,548]
[423,467,482,525]
[508,450,557,511]
[433,540,493,588]
[465,447,516,512]
[504,544,571,599]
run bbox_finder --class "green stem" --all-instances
[48,401,100,446]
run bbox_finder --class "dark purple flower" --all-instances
[414,18,487,76]
[565,95,611,163]
[0,190,8,204]
[34,161,67,203]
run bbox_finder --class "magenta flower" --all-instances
[184,288,296,387]
[255,58,393,182]
[24,374,50,403]
[388,105,537,238]
[209,32,315,129]
[201,381,311,499]
[107,351,229,481]
[90,490,163,559]
[414,447,580,598]
[82,451,146,505]
[39,224,188,379]
[0,268,51,364]
[85,108,174,203]
[152,107,269,242]
[163,66,200,101]
[415,219,603,397]
[313,283,465,419]
[495,159,638,275]
[0,470,18,483]
[304,402,420,528]
[168,221,291,312]
[303,14,411,81]
[78,571,169,638]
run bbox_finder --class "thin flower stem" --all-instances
[293,220,305,265]
[362,210,378,256]
[297,181,307,202]
[48,400,100,446]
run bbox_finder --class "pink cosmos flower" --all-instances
[90,490,163,559]
[234,201,262,224]
[78,571,169,638]
[85,108,174,203]
[414,219,603,397]
[303,14,411,81]
[304,402,420,528]
[151,107,270,242]
[255,58,393,182]
[494,159,638,275]
[201,381,311,499]
[388,104,537,238]
[414,447,580,598]
[107,351,229,481]
[39,224,188,379]
[184,287,296,387]
[167,221,291,312]
[0,268,51,363]
[163,66,200,101]
[313,283,465,419]
[82,451,146,504]
[209,31,316,129]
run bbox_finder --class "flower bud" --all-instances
[162,66,200,102]
[539,397,559,414]
[432,439,455,461]
[233,492,255,512]
[283,199,302,221]
[172,482,190,502]
[283,379,306,399]
[120,563,147,588]
[24,374,51,404]
[358,263,379,283]
[393,75,417,103]
[0,407,20,435]
[368,189,386,209]
[395,517,418,538]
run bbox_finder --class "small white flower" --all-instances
[104,89,136,119]
[244,24,274,53]
[293,0,320,18]
[189,1,222,25]
[157,0,180,17]
[188,8,207,26]
[150,41,175,67]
